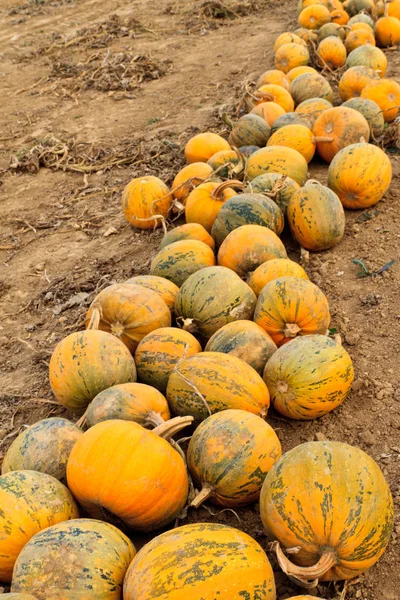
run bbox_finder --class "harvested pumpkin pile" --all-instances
[1,0,400,599]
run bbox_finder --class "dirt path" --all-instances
[0,1,399,598]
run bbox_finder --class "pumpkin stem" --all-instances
[273,541,337,589]
[177,316,199,333]
[87,308,101,330]
[190,483,215,508]
[312,136,334,143]
[130,213,168,235]
[144,410,166,428]
[305,179,322,186]
[259,405,269,419]
[284,323,302,338]
[211,180,245,200]
[153,415,194,440]
[76,410,88,429]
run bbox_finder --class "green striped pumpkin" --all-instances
[229,114,271,147]
[150,240,216,287]
[245,173,300,214]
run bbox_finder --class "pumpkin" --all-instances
[295,98,333,126]
[150,240,216,287]
[49,330,137,415]
[217,224,287,278]
[166,352,270,421]
[330,8,349,24]
[290,73,334,108]
[287,180,345,251]
[344,29,376,53]
[327,142,392,209]
[267,124,317,163]
[298,0,329,14]
[260,441,394,584]
[172,162,214,202]
[125,275,179,312]
[263,334,354,420]
[135,327,202,392]
[159,223,215,251]
[338,65,380,101]
[245,173,301,214]
[294,27,319,42]
[229,114,271,147]
[122,176,172,229]
[346,45,387,76]
[2,418,82,482]
[287,65,318,82]
[298,5,331,28]
[274,32,307,53]
[256,84,295,112]
[376,16,400,47]
[123,523,276,600]
[274,43,310,74]
[250,101,286,126]
[0,470,78,582]
[350,21,374,33]
[346,0,376,16]
[312,106,370,163]
[270,112,313,132]
[239,145,259,157]
[256,68,291,90]
[342,97,385,137]
[184,132,231,163]
[246,146,308,185]
[85,283,171,353]
[387,0,400,19]
[67,418,190,530]
[247,258,309,296]
[174,266,257,339]
[254,276,330,346]
[205,320,277,375]
[207,149,241,178]
[317,36,346,69]
[361,78,400,122]
[348,13,375,27]
[211,193,284,247]
[11,519,135,599]
[185,180,239,232]
[318,22,347,40]
[188,409,281,507]
[85,382,171,428]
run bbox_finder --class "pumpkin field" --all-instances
[0,0,400,598]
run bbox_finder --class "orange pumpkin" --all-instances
[350,21,374,33]
[166,352,270,421]
[327,142,392,209]
[298,0,330,13]
[330,8,349,24]
[287,180,345,250]
[49,330,137,414]
[344,28,376,53]
[361,77,400,121]
[185,180,239,232]
[298,5,331,28]
[205,320,277,374]
[317,36,347,69]
[188,410,281,508]
[250,101,286,126]
[274,32,307,53]
[256,84,295,112]
[11,519,135,599]
[122,176,172,229]
[123,523,276,600]
[247,259,309,296]
[290,72,334,106]
[217,224,287,278]
[256,69,291,90]
[338,65,380,101]
[312,106,370,163]
[150,240,216,287]
[172,162,214,202]
[125,275,179,312]
[85,382,171,427]
[246,146,308,185]
[254,276,330,346]
[274,43,310,74]
[260,441,394,584]
[159,223,215,251]
[387,0,400,19]
[346,45,387,76]
[0,470,78,582]
[184,132,231,163]
[67,418,190,530]
[135,327,202,392]
[2,418,82,482]
[375,16,400,47]
[295,97,333,126]
[267,124,317,163]
[287,65,318,81]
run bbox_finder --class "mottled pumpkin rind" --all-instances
[246,146,309,185]
[125,275,179,312]
[150,240,216,287]
[159,223,215,251]
[121,176,172,230]
[247,258,309,296]
[245,173,301,214]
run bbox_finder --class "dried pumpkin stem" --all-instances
[273,541,337,588]
[259,405,269,419]
[211,179,245,200]
[177,316,198,333]
[76,410,88,429]
[153,415,194,439]
[87,307,101,330]
[284,323,302,338]
[130,213,168,235]
[312,136,334,143]
[144,410,166,428]
[190,483,215,508]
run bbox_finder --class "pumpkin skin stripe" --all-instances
[123,523,276,600]
[11,519,135,600]
[150,240,216,287]
[260,441,394,581]
[125,275,179,312]
[263,334,354,419]
[166,352,270,422]
[159,224,215,251]
[187,410,281,507]
[0,470,78,582]
[246,146,308,185]
[247,259,309,296]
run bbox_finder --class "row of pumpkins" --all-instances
[1,0,397,598]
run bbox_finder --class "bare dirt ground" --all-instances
[0,0,399,598]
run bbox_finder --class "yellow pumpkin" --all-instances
[246,146,308,185]
[172,162,214,202]
[344,28,376,53]
[256,84,295,112]
[247,259,309,296]
[184,132,231,163]
[267,124,317,163]
[298,4,331,29]
[338,65,380,102]
[122,176,172,229]
[274,43,310,74]
[317,36,347,69]
[274,32,307,53]
[256,69,291,90]
[287,65,318,81]
[250,101,286,126]
[125,275,179,312]
[361,78,400,122]
[387,0,400,19]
